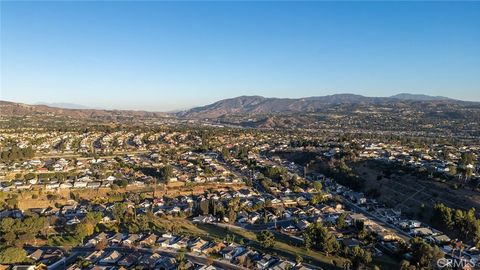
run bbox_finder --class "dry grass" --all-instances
[196,223,348,270]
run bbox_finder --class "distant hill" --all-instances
[0,93,471,122]
[389,93,453,101]
[0,100,169,120]
[177,93,464,118]
[35,102,94,110]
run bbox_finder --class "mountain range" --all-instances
[0,93,470,120]
[176,93,458,118]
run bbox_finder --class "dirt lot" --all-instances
[352,160,480,218]
[274,151,480,220]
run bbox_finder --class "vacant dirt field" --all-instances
[273,151,480,220]
[352,160,480,218]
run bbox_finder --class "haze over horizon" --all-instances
[1,1,479,111]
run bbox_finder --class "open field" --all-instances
[282,149,480,219]
[352,160,480,218]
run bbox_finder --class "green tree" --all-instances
[0,247,28,264]
[176,251,186,270]
[350,246,372,269]
[409,237,443,269]
[2,231,16,245]
[0,218,15,233]
[336,213,347,230]
[5,195,18,209]
[113,179,128,188]
[257,230,275,248]
[161,164,174,181]
[303,223,340,255]
[112,203,127,222]
[75,222,95,243]
[303,231,313,249]
[313,181,323,192]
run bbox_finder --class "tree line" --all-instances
[432,203,480,247]
[0,146,35,162]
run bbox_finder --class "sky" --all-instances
[1,1,479,111]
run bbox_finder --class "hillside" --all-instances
[0,100,169,120]
[389,93,454,101]
[177,94,465,119]
[1,94,479,138]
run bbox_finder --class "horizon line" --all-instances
[2,92,479,113]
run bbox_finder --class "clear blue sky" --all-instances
[1,1,479,111]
